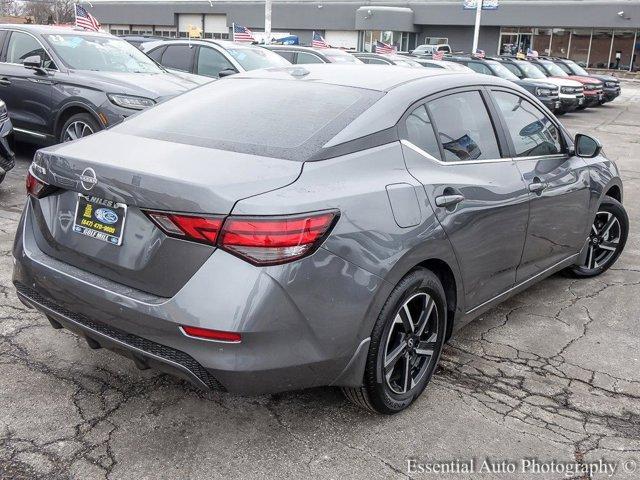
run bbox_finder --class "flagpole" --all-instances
[264,0,272,44]
[232,22,235,42]
[471,0,482,53]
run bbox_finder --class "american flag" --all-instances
[311,31,329,48]
[75,5,100,32]
[375,40,396,55]
[233,23,255,43]
[432,50,445,61]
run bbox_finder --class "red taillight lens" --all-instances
[219,211,338,265]
[26,170,47,198]
[180,325,241,343]
[145,212,224,245]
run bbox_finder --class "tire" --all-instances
[60,113,101,143]
[564,196,628,278]
[342,268,447,414]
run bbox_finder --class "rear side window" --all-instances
[115,78,383,161]
[492,91,562,157]
[365,58,390,65]
[161,45,195,72]
[147,46,165,62]
[502,62,522,77]
[296,52,324,64]
[467,62,493,75]
[272,50,295,62]
[428,91,501,162]
[405,105,441,160]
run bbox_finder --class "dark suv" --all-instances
[447,56,560,112]
[0,25,206,145]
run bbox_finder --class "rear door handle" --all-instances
[0,78,10,86]
[435,194,465,208]
[528,180,548,193]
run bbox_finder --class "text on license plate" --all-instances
[72,194,127,246]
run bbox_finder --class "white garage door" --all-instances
[204,14,227,34]
[178,14,202,34]
[324,31,358,49]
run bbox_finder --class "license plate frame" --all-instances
[72,194,127,246]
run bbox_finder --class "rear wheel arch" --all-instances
[415,259,458,336]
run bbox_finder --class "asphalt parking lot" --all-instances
[1,85,639,480]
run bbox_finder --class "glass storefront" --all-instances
[358,30,417,52]
[499,27,639,71]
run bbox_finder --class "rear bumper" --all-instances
[12,201,381,394]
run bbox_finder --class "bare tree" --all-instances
[1,0,24,17]
[19,0,75,24]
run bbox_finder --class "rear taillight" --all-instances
[26,170,51,198]
[219,211,339,266]
[144,209,339,265]
[145,212,224,245]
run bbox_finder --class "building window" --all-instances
[203,32,229,40]
[155,29,177,38]
[568,29,591,66]
[550,28,570,58]
[589,29,613,68]
[110,28,129,36]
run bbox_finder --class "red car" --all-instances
[529,58,604,108]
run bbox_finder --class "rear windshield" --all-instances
[115,78,382,160]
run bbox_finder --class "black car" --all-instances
[263,45,363,64]
[0,25,205,145]
[0,99,14,184]
[447,56,561,112]
[550,57,621,103]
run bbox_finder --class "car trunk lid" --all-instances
[28,131,302,297]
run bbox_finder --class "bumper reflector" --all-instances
[180,325,241,343]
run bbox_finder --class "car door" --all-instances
[400,88,530,310]
[195,46,237,77]
[0,30,54,136]
[488,88,591,281]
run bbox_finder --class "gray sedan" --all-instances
[14,65,627,414]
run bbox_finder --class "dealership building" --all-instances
[86,0,640,70]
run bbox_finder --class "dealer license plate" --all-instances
[73,194,127,246]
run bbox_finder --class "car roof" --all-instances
[234,63,462,92]
[0,24,109,37]
[232,64,515,149]
[144,38,261,49]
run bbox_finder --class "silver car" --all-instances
[13,65,628,414]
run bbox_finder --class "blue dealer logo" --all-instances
[95,208,118,225]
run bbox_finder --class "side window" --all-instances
[503,63,522,77]
[147,46,165,63]
[467,62,493,75]
[493,91,562,157]
[296,52,324,64]
[273,50,295,62]
[197,47,235,77]
[161,45,195,72]
[405,104,441,160]
[6,32,54,68]
[428,91,501,162]
[367,58,390,65]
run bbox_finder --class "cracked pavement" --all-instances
[1,84,639,480]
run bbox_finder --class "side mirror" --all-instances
[218,68,237,78]
[574,133,602,158]
[22,55,47,73]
